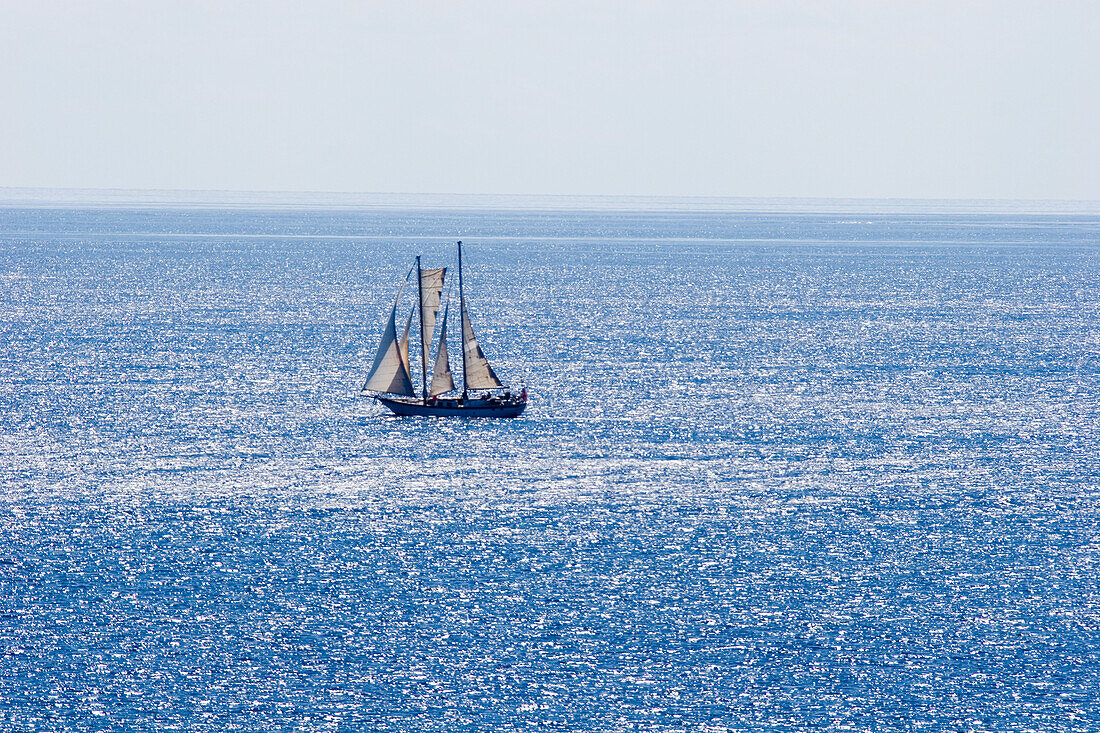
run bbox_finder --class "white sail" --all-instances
[363,289,415,396]
[461,300,502,389]
[429,306,455,396]
[398,307,413,376]
[419,267,446,366]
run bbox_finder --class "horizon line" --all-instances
[2,186,1098,215]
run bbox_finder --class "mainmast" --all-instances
[416,255,427,404]
[458,241,468,402]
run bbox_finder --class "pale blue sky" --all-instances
[2,0,1097,199]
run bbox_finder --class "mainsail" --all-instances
[419,268,446,366]
[429,305,455,397]
[362,286,415,396]
[461,300,502,389]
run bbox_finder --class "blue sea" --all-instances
[2,196,1099,731]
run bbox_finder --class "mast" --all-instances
[416,255,427,404]
[458,241,468,401]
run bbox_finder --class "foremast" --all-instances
[416,256,427,404]
[458,241,469,402]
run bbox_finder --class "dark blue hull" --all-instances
[376,395,527,418]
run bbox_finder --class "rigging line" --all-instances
[464,250,530,389]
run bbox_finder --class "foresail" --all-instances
[419,267,446,366]
[461,301,503,389]
[363,291,415,396]
[429,306,455,396]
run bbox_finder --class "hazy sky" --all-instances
[2,1,1097,199]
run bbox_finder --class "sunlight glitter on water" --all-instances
[1,204,1099,730]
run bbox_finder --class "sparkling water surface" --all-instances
[2,202,1099,730]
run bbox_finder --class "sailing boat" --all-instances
[360,242,528,418]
